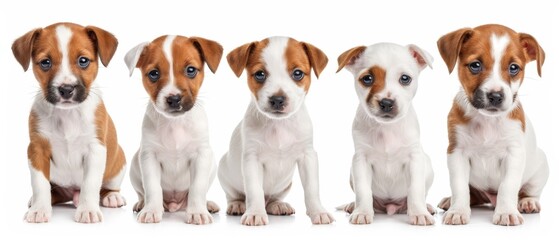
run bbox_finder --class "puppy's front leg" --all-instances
[75,143,106,223]
[349,152,374,224]
[442,151,471,225]
[407,151,434,225]
[137,149,164,223]
[241,152,268,226]
[493,144,526,226]
[186,148,214,225]
[298,149,334,224]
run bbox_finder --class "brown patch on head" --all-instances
[361,66,387,104]
[28,111,52,180]
[94,101,126,183]
[337,46,366,72]
[447,100,471,154]
[508,103,526,132]
[439,24,545,101]
[12,23,118,102]
[136,36,170,103]
[285,39,312,92]
[227,39,270,100]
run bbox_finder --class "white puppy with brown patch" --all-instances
[12,22,126,223]
[125,35,223,224]
[437,24,548,226]
[336,43,435,225]
[218,36,334,226]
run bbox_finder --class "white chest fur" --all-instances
[33,93,101,188]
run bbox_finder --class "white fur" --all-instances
[218,37,333,225]
[443,35,549,226]
[341,43,435,225]
[125,41,149,76]
[128,39,217,224]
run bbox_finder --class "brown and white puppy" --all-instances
[437,24,548,226]
[12,22,126,223]
[125,35,223,224]
[218,36,334,225]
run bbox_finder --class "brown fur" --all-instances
[447,101,471,154]
[336,46,366,72]
[363,66,387,105]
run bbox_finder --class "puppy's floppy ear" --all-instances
[227,42,257,78]
[407,44,434,70]
[85,25,118,67]
[336,46,366,73]
[124,42,150,76]
[301,42,328,78]
[519,33,545,77]
[437,28,473,74]
[12,28,42,71]
[191,37,224,74]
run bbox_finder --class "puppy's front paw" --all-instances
[518,197,541,213]
[137,207,163,223]
[241,211,268,226]
[101,192,126,208]
[409,212,435,226]
[309,211,335,225]
[266,201,295,215]
[227,200,246,216]
[442,207,470,225]
[493,210,524,226]
[186,211,213,225]
[74,205,103,223]
[349,211,373,224]
[24,206,52,223]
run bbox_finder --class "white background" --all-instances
[0,0,557,239]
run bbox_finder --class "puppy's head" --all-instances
[438,24,545,116]
[125,35,223,117]
[337,43,433,123]
[12,22,118,109]
[227,37,328,119]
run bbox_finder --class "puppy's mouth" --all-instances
[46,84,88,107]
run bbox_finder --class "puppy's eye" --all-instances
[399,74,412,86]
[360,74,374,86]
[469,61,482,74]
[148,69,160,82]
[509,63,520,76]
[254,70,267,83]
[185,66,198,79]
[39,58,52,71]
[78,56,90,69]
[291,69,305,81]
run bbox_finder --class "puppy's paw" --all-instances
[409,212,435,226]
[24,206,52,223]
[442,207,470,225]
[74,205,103,223]
[437,197,451,211]
[426,204,436,215]
[185,211,213,225]
[266,201,295,215]
[137,207,163,223]
[101,192,126,208]
[207,201,220,213]
[309,211,335,225]
[227,200,246,216]
[349,211,373,224]
[133,200,144,212]
[518,197,541,213]
[241,211,268,226]
[493,210,524,226]
[336,202,355,214]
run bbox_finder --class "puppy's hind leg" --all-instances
[266,183,295,215]
[100,166,127,208]
[519,149,548,214]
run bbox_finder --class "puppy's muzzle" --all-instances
[473,89,504,111]
[379,98,395,113]
[58,84,75,100]
[166,94,182,109]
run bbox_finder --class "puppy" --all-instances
[336,43,435,225]
[12,22,126,223]
[437,24,548,226]
[125,35,223,224]
[218,36,334,226]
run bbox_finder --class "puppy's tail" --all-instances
[336,202,355,214]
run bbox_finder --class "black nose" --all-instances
[58,84,75,100]
[166,94,182,108]
[378,98,394,113]
[269,96,286,110]
[487,91,504,107]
